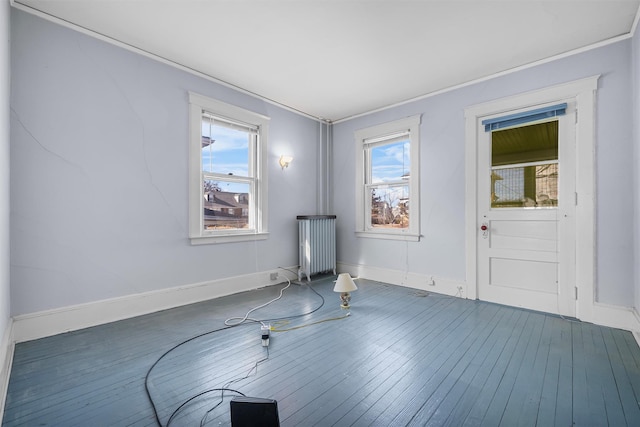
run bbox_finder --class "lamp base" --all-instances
[339,292,351,309]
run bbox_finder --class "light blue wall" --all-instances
[1,1,11,333]
[9,10,320,316]
[9,7,638,315]
[333,40,636,308]
[633,26,640,313]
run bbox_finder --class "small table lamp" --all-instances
[333,273,358,309]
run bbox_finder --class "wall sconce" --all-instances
[333,273,358,309]
[279,155,293,170]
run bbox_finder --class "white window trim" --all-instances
[188,92,269,244]
[354,115,421,241]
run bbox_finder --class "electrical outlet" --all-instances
[427,276,436,286]
[270,272,278,280]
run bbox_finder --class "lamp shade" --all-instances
[333,273,358,293]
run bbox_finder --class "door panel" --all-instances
[490,219,557,252]
[490,258,558,293]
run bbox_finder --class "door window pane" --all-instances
[491,121,558,208]
[491,164,558,208]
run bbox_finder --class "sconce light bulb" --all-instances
[279,155,293,170]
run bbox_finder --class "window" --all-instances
[490,120,559,208]
[189,92,269,244]
[355,115,421,241]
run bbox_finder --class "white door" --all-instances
[477,104,576,317]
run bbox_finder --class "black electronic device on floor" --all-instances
[230,396,280,427]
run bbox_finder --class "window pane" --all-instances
[369,185,409,228]
[201,119,250,176]
[491,121,558,166]
[491,120,558,208]
[491,163,558,208]
[370,140,410,184]
[203,180,250,230]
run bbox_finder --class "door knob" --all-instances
[481,223,489,239]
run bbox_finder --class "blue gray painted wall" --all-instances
[333,39,636,308]
[9,7,640,315]
[9,9,321,316]
[633,23,640,314]
[1,1,11,333]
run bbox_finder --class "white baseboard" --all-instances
[12,267,299,343]
[337,262,466,298]
[11,263,640,345]
[588,303,640,335]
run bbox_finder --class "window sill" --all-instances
[190,232,269,245]
[355,231,420,242]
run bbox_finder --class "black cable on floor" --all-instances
[144,278,328,427]
[144,323,238,426]
[167,387,246,426]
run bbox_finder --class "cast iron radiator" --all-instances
[297,215,337,282]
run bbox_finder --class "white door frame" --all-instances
[464,76,599,322]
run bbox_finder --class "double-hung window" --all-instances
[355,115,421,241]
[188,92,269,244]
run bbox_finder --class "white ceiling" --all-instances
[13,0,640,122]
